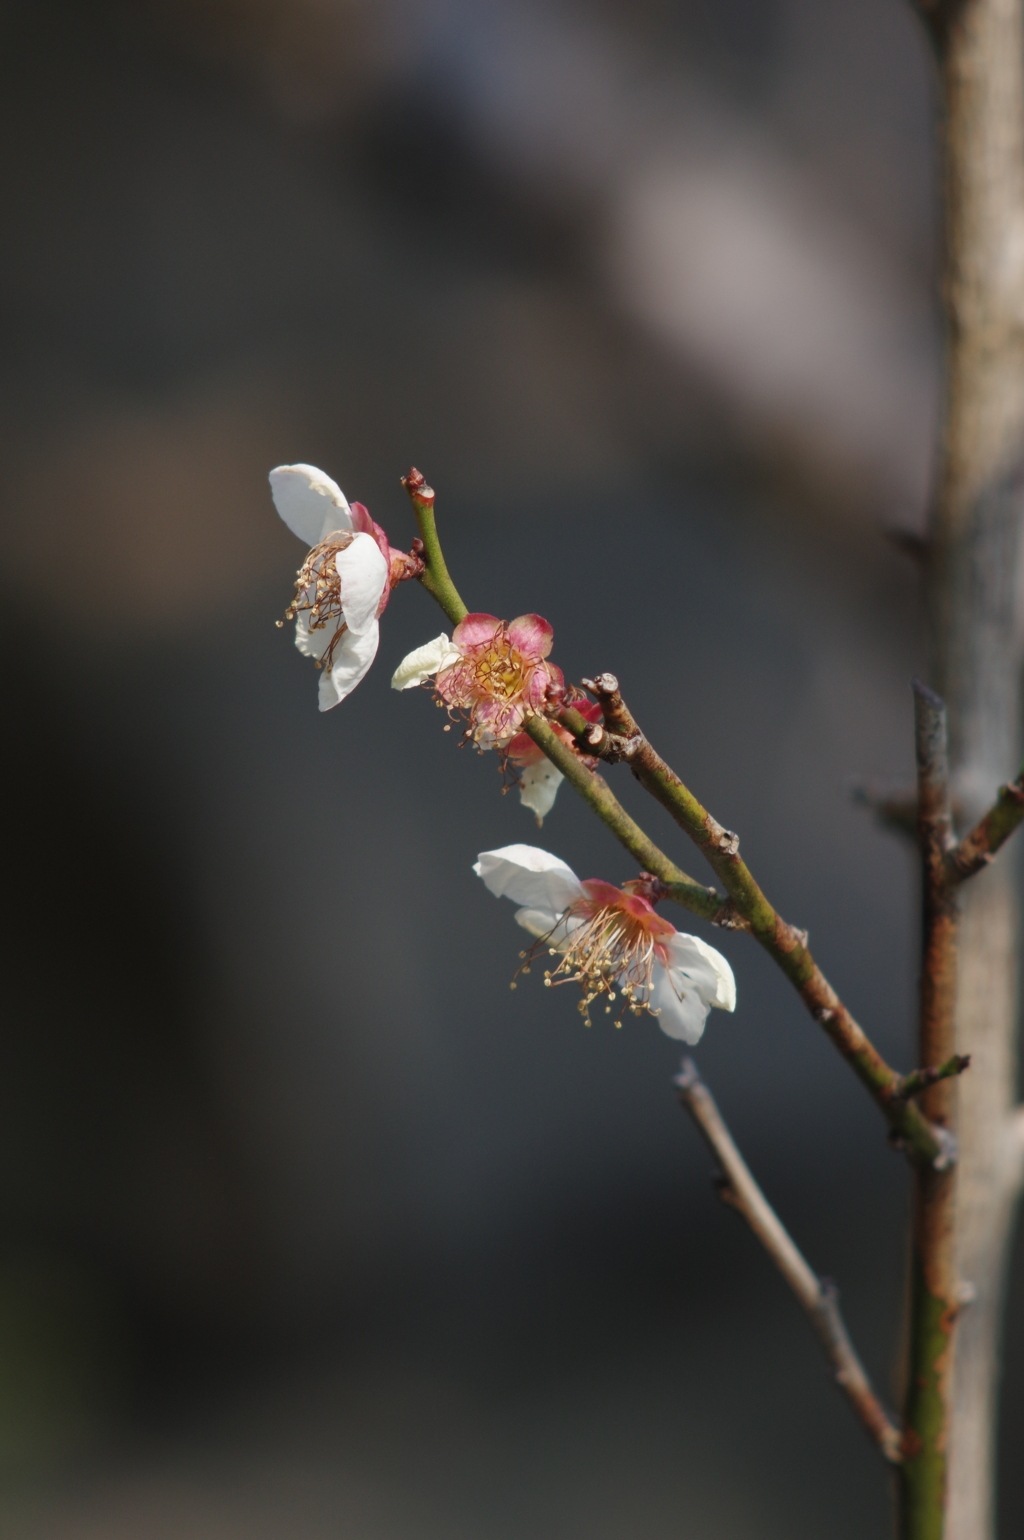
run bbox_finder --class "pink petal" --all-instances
[453,614,502,651]
[508,614,554,660]
[507,730,543,766]
[534,661,565,709]
[474,697,523,741]
[350,501,393,569]
[349,500,375,536]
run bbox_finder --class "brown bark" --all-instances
[923,0,1024,1532]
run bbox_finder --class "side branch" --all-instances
[675,1058,903,1465]
[560,683,949,1169]
[894,1054,971,1103]
[947,765,1024,881]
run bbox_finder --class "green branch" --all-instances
[559,678,950,1170]
[524,719,730,923]
[402,468,467,626]
[894,1054,971,1103]
[400,487,949,1170]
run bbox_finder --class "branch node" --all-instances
[711,900,745,930]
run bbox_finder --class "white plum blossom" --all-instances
[271,463,415,711]
[391,633,462,691]
[475,844,736,1042]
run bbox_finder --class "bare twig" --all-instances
[674,1057,903,1465]
[556,683,949,1170]
[894,1054,972,1102]
[946,767,1024,881]
[902,681,962,1521]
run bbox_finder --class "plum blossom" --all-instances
[391,613,563,744]
[474,844,736,1042]
[506,702,603,824]
[271,463,419,711]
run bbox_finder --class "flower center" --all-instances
[522,901,668,1028]
[277,529,354,668]
[472,633,530,700]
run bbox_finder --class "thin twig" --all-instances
[557,681,949,1170]
[946,767,1024,881]
[674,1057,903,1465]
[402,470,468,627]
[894,1054,971,1102]
[901,681,961,1516]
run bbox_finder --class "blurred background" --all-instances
[0,0,1021,1535]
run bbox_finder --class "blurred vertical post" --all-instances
[918,0,1024,1534]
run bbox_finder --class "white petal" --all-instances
[518,761,564,824]
[647,965,714,1043]
[317,622,379,711]
[391,634,462,691]
[664,932,737,1012]
[294,610,332,661]
[270,463,353,546]
[513,907,583,950]
[336,533,388,636]
[473,845,585,914]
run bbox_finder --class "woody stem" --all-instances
[403,481,947,1169]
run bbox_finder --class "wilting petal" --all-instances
[336,533,389,636]
[391,634,462,691]
[474,844,585,914]
[507,614,554,660]
[452,613,502,651]
[318,623,379,711]
[646,966,715,1043]
[518,760,564,823]
[270,464,353,546]
[664,932,737,1012]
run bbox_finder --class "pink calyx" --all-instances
[573,880,677,967]
[349,500,424,616]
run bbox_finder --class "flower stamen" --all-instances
[517,902,666,1027]
[278,529,355,669]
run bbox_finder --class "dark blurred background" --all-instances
[0,0,1020,1535]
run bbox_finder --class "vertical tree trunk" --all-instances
[926,0,1024,1532]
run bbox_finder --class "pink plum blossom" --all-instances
[391,612,563,745]
[475,845,736,1041]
